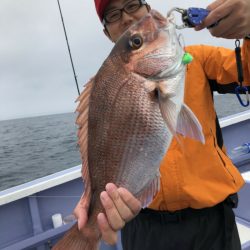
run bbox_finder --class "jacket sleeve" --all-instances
[197,39,250,93]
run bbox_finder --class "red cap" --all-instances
[94,0,111,21]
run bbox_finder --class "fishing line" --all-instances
[178,33,186,50]
[57,0,80,96]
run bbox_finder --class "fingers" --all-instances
[195,0,250,38]
[97,213,118,245]
[99,183,141,230]
[73,199,88,230]
[100,190,126,230]
[208,14,235,37]
[209,14,247,38]
[207,0,225,11]
[74,183,141,246]
[107,183,141,221]
[98,183,142,245]
[196,1,231,31]
[117,186,141,215]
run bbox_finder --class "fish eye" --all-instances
[129,34,143,50]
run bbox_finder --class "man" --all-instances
[75,0,250,249]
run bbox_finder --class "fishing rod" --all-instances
[57,0,80,96]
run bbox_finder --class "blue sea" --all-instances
[0,94,248,191]
[0,112,81,191]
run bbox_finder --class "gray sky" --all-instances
[0,0,235,121]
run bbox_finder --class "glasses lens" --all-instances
[105,10,121,23]
[124,1,141,13]
[104,0,144,24]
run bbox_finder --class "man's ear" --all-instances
[103,28,114,43]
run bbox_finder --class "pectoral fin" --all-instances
[158,93,177,136]
[176,104,205,144]
[145,79,178,137]
[158,92,205,144]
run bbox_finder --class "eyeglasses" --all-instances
[102,0,147,25]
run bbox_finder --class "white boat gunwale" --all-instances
[0,165,82,206]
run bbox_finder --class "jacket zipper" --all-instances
[211,129,236,183]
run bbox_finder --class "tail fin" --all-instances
[52,224,100,250]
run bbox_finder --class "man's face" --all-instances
[103,0,150,42]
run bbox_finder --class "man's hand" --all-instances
[74,183,141,245]
[195,0,250,39]
[74,195,89,230]
[97,183,141,245]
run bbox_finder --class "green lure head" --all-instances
[182,52,193,65]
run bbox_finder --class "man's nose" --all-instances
[121,11,134,25]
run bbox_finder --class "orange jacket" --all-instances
[149,39,250,212]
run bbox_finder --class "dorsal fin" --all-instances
[75,77,94,211]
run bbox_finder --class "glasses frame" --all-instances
[102,0,147,26]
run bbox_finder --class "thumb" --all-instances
[195,0,226,31]
[73,200,88,230]
[207,0,224,11]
